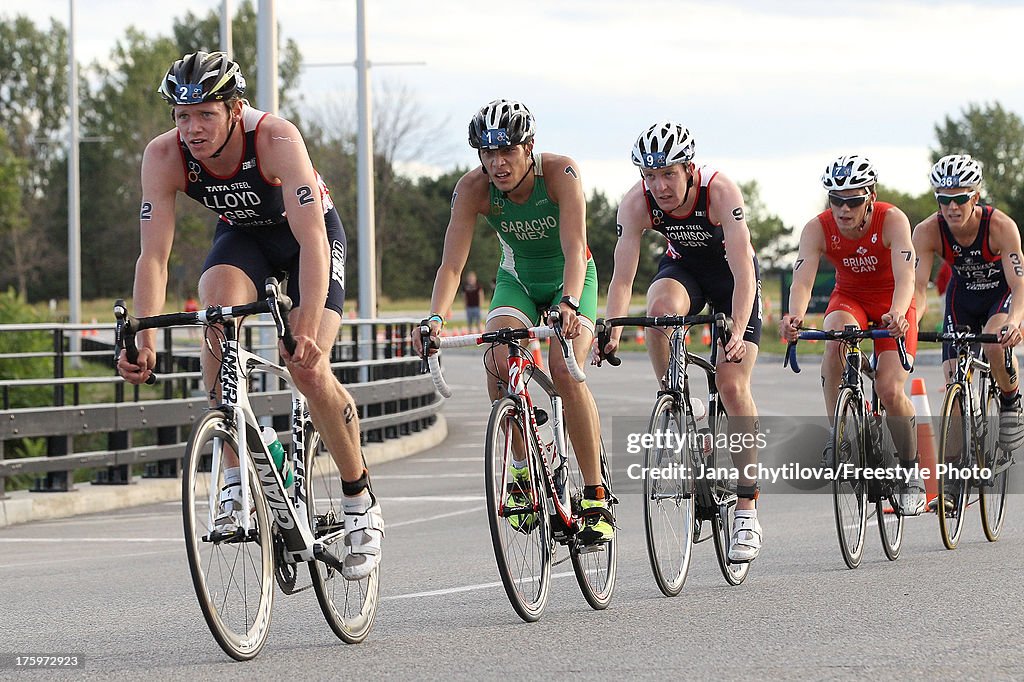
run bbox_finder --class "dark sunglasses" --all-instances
[828,193,870,209]
[935,191,975,206]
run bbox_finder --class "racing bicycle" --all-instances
[115,278,378,660]
[420,311,616,622]
[785,326,912,569]
[597,312,749,595]
[919,328,1014,549]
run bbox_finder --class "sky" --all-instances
[10,0,1024,232]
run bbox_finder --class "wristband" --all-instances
[427,313,445,328]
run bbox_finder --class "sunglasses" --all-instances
[935,191,976,206]
[828,193,870,209]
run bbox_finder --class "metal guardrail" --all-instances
[0,317,439,497]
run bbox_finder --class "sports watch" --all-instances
[560,295,580,313]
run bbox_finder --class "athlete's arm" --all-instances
[911,216,939,320]
[259,116,330,364]
[546,153,588,338]
[881,206,916,338]
[710,174,756,361]
[782,218,825,341]
[603,181,649,348]
[120,131,183,384]
[426,170,488,331]
[990,210,1024,346]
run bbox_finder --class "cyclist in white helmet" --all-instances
[782,154,925,515]
[912,154,1024,457]
[415,99,613,545]
[600,121,764,562]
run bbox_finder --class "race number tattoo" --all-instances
[915,257,920,268]
[732,207,744,222]
[450,191,458,210]
[900,250,912,262]
[616,223,623,238]
[794,258,804,271]
[296,185,315,206]
[140,202,153,220]
[344,402,356,424]
[564,165,578,179]
[1010,252,1024,277]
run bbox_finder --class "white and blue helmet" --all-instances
[822,154,877,191]
[632,121,695,169]
[930,154,983,190]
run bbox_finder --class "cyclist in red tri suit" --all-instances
[115,52,382,579]
[782,155,925,515]
[913,154,1024,453]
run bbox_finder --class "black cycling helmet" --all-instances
[158,51,246,105]
[468,99,536,150]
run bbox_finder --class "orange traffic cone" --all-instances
[701,325,711,347]
[636,327,645,345]
[529,338,544,369]
[911,377,939,508]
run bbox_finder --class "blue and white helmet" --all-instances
[468,99,536,150]
[631,121,695,169]
[822,154,877,190]
[930,154,983,190]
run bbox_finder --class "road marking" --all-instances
[0,537,182,543]
[383,570,576,601]
[388,505,483,529]
[0,548,180,570]
[372,473,479,480]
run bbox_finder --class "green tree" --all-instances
[932,102,1024,223]
[0,129,35,294]
[739,179,794,271]
[875,183,936,234]
[0,15,69,298]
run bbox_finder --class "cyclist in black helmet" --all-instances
[116,51,382,581]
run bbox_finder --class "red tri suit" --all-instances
[819,201,918,356]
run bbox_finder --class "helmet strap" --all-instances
[210,112,239,159]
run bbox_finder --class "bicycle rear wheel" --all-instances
[641,393,693,597]
[568,441,618,609]
[306,422,380,643]
[937,382,970,549]
[484,397,551,622]
[832,389,868,569]
[182,410,274,661]
[977,380,1007,542]
[875,416,903,561]
[708,405,750,586]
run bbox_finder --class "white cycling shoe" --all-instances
[342,491,385,581]
[728,511,762,563]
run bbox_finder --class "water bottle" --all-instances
[261,426,293,488]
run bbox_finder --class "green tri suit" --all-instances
[483,151,598,328]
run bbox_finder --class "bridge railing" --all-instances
[0,317,437,497]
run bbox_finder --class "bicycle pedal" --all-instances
[575,543,606,555]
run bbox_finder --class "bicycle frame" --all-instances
[497,341,576,531]
[209,318,322,564]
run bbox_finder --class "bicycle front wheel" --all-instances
[182,410,274,661]
[832,389,868,569]
[978,380,1008,542]
[708,404,750,586]
[306,423,380,644]
[484,397,551,622]
[641,393,693,596]
[937,382,970,549]
[569,441,618,609]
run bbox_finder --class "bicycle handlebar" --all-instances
[418,309,585,399]
[918,328,1015,375]
[115,277,294,385]
[595,312,732,366]
[784,328,911,374]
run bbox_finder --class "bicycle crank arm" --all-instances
[313,543,346,573]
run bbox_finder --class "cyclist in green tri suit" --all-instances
[415,99,611,544]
